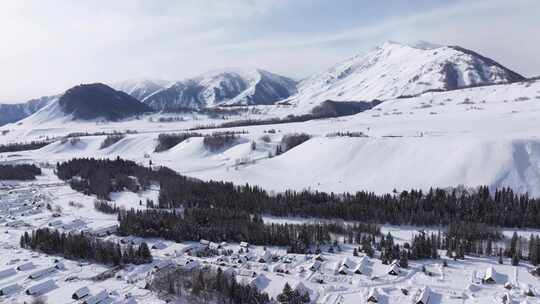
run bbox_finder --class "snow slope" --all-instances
[280,41,524,114]
[0,96,56,126]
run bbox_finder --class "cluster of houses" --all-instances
[0,260,66,296]
[0,191,45,227]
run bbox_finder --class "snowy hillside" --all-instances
[143,68,297,110]
[3,78,540,196]
[5,84,151,127]
[0,96,55,126]
[281,41,524,113]
[111,79,170,101]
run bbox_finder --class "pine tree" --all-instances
[509,232,518,257]
[399,250,409,269]
[511,252,519,266]
[528,235,536,265]
[138,242,152,263]
[486,239,493,256]
[277,283,294,303]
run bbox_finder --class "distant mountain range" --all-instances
[0,41,527,125]
[141,68,297,111]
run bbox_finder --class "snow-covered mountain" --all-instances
[111,79,170,101]
[0,96,55,126]
[10,83,151,126]
[57,83,151,121]
[282,41,525,112]
[143,68,297,111]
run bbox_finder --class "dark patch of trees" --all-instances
[20,228,152,265]
[528,234,540,266]
[65,130,137,139]
[56,158,148,199]
[311,100,381,118]
[280,133,311,152]
[277,283,310,304]
[151,266,271,304]
[57,159,540,228]
[326,131,367,138]
[118,208,378,253]
[0,141,51,153]
[100,134,125,149]
[94,199,120,214]
[0,164,41,180]
[203,133,238,152]
[155,132,203,152]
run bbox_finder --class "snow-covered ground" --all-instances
[1,56,540,302]
[1,172,539,303]
[2,78,540,196]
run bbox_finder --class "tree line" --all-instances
[155,132,203,152]
[118,207,380,254]
[20,228,152,266]
[0,141,51,153]
[56,158,540,228]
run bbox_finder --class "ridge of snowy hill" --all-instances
[281,41,525,113]
[111,78,170,101]
[0,96,56,126]
[143,68,297,111]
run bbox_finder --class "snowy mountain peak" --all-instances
[281,41,525,113]
[111,78,170,101]
[143,68,297,111]
[407,40,444,50]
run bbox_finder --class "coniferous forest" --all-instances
[118,207,380,254]
[20,228,153,266]
[151,266,271,304]
[56,158,540,227]
[0,163,41,180]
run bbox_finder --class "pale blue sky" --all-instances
[1,0,539,102]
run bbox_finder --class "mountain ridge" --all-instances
[279,41,525,113]
[142,68,297,111]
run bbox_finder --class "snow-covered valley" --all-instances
[2,40,540,304]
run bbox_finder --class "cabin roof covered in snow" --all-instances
[26,279,56,295]
[259,250,272,262]
[0,268,16,279]
[0,283,20,295]
[388,264,400,274]
[73,286,90,298]
[28,266,56,279]
[484,267,496,281]
[83,290,109,304]
[416,286,431,304]
[368,288,380,301]
[17,261,35,271]
[342,256,355,268]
